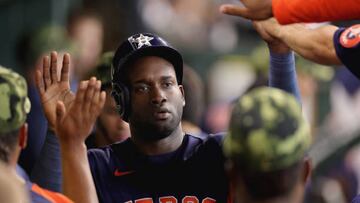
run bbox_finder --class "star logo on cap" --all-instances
[129,34,154,49]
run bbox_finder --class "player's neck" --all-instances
[132,126,185,156]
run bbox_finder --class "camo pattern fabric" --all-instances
[0,66,31,133]
[223,87,310,172]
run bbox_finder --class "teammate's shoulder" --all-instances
[187,132,226,149]
[209,132,226,139]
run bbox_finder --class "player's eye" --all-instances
[134,84,150,93]
[162,81,174,89]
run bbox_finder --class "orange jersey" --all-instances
[273,0,360,24]
[31,184,74,203]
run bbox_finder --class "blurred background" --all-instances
[1,0,360,202]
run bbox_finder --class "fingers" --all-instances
[73,78,105,123]
[50,51,58,83]
[43,56,51,89]
[83,77,97,112]
[61,53,70,83]
[75,81,88,107]
[35,69,45,96]
[98,91,106,112]
[41,51,71,88]
[219,4,270,20]
[90,81,106,117]
[220,5,253,19]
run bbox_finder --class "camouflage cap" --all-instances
[223,87,310,172]
[86,51,114,86]
[0,66,31,134]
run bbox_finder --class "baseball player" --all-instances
[224,87,311,203]
[0,66,73,203]
[35,30,301,202]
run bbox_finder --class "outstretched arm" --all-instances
[36,52,105,203]
[253,20,301,102]
[219,0,360,23]
[56,78,105,203]
[254,18,341,66]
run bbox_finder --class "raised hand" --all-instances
[220,0,273,21]
[35,51,75,130]
[253,18,290,54]
[55,77,106,144]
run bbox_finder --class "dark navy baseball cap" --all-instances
[112,33,183,84]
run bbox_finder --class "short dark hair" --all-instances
[0,129,20,163]
[239,160,303,200]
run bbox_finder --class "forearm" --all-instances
[273,0,360,24]
[61,143,98,203]
[30,129,62,192]
[277,24,341,65]
[269,50,301,103]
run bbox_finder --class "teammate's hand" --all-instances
[220,0,273,21]
[55,77,106,144]
[35,51,75,130]
[253,18,290,54]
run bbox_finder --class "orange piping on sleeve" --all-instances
[31,184,74,203]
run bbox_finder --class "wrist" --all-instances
[270,51,294,66]
[57,133,87,150]
[60,141,87,157]
[268,43,290,54]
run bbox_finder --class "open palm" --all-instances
[35,52,75,130]
[55,78,106,143]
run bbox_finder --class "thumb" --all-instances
[220,5,256,20]
[56,101,66,125]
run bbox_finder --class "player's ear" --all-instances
[179,85,185,107]
[18,123,28,149]
[302,157,312,184]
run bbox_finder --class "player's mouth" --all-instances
[153,109,171,120]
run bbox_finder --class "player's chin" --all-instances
[153,119,178,131]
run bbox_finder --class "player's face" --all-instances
[127,56,184,141]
